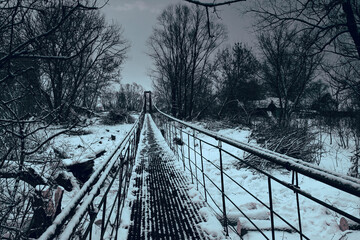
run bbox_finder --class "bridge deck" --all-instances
[126,114,224,239]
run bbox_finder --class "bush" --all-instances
[101,109,135,125]
[239,124,322,170]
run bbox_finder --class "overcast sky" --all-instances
[101,0,256,90]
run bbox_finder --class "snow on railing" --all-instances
[38,111,145,240]
[153,105,360,239]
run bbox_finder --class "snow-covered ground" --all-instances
[166,122,360,240]
[32,114,360,239]
[317,129,355,176]
[51,118,135,207]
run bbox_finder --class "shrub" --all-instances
[101,109,135,125]
[240,124,322,170]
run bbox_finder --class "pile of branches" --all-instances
[241,124,322,170]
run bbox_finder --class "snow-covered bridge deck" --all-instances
[125,114,224,239]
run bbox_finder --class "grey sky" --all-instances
[101,0,255,90]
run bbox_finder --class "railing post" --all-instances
[132,132,136,160]
[165,121,169,142]
[180,126,185,170]
[193,129,198,190]
[268,177,275,240]
[200,140,207,202]
[188,133,194,184]
[129,136,133,165]
[175,125,180,162]
[88,205,95,240]
[127,146,132,181]
[168,122,171,148]
[293,171,303,240]
[168,122,172,150]
[169,122,173,150]
[173,123,177,152]
[218,140,228,236]
[115,156,125,239]
[101,195,107,239]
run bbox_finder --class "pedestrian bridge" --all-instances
[39,92,360,240]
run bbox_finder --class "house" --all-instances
[248,97,287,115]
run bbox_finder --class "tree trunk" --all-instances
[342,1,360,59]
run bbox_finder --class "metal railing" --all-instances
[38,111,145,240]
[152,106,360,239]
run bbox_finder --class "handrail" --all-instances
[153,105,360,238]
[154,106,360,197]
[39,111,145,240]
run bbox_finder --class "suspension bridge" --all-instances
[38,91,360,240]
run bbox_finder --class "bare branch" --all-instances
[0,167,47,187]
[205,7,214,38]
[24,122,78,155]
[185,0,245,37]
[185,0,245,7]
[0,2,99,67]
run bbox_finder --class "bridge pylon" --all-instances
[144,91,152,113]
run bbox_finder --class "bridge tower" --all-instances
[144,91,152,113]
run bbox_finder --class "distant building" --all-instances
[247,97,289,115]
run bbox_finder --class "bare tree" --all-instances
[258,25,322,126]
[252,0,360,105]
[252,0,360,59]
[31,4,128,121]
[323,58,360,106]
[116,83,144,111]
[148,4,226,119]
[0,1,128,238]
[215,43,261,123]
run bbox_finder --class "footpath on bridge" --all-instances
[126,114,225,240]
